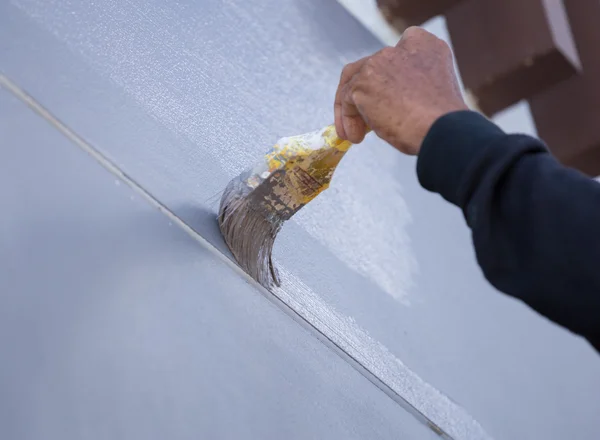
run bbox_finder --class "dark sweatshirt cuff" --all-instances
[417,111,505,206]
[417,110,547,208]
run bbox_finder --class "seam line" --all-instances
[0,72,456,439]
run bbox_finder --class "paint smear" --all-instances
[11,0,418,304]
[274,268,491,440]
[2,3,494,435]
[1,71,490,439]
[294,147,418,304]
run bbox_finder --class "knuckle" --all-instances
[345,81,355,95]
[402,26,425,39]
[380,46,395,58]
[362,63,376,78]
[345,83,362,102]
[435,36,451,52]
[349,81,362,98]
[343,82,358,101]
[340,64,352,79]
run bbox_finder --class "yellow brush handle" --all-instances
[322,125,352,152]
[322,124,372,152]
[254,124,373,216]
[282,124,374,205]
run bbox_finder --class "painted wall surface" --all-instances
[1,0,599,439]
[0,89,442,440]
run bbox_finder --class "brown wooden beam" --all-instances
[446,0,580,116]
[376,0,463,31]
[529,0,600,176]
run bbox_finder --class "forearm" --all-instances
[417,111,600,351]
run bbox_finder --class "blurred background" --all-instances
[339,0,599,177]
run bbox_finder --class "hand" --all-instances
[334,27,468,155]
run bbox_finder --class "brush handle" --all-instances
[322,125,353,152]
[242,124,372,222]
[324,125,373,151]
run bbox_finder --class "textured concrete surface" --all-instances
[1,0,600,439]
[0,88,441,440]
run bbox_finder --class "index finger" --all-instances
[334,57,368,139]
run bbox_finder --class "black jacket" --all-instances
[418,110,600,352]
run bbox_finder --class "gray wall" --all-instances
[1,0,599,439]
[0,88,441,440]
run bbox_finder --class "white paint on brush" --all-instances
[10,0,418,304]
[0,72,492,440]
[294,147,418,304]
[5,1,490,437]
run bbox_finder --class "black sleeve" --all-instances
[417,110,600,352]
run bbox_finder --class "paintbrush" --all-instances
[218,124,354,289]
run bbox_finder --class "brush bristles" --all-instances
[218,175,283,289]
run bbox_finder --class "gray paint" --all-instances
[0,89,442,440]
[1,0,599,439]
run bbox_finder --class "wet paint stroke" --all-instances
[275,268,490,439]
[11,0,418,305]
[294,149,418,304]
[6,2,600,439]
[0,71,490,440]
[0,84,446,440]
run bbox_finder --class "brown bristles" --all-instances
[218,175,283,289]
[217,125,352,288]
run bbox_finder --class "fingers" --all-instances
[340,84,368,143]
[336,48,395,143]
[334,56,368,141]
[398,26,430,42]
[397,26,439,46]
[333,26,465,155]
[398,26,451,56]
